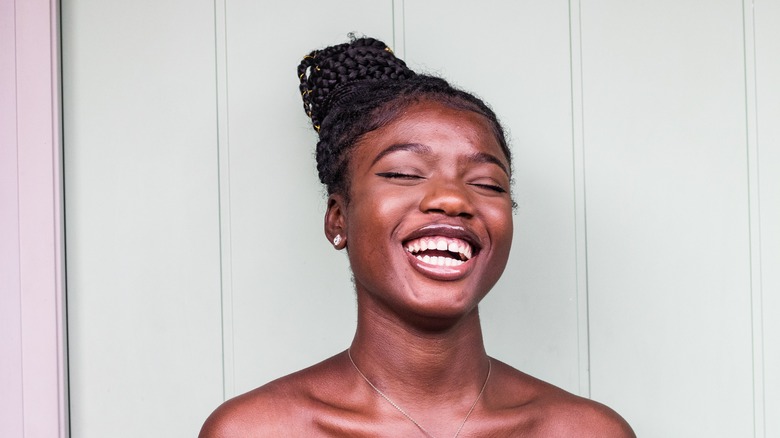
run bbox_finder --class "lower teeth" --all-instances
[416,255,464,267]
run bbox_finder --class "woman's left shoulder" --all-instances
[543,394,636,438]
[489,359,635,437]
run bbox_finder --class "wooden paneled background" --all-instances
[62,1,778,436]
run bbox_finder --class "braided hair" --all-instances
[298,36,511,199]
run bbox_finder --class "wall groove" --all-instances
[568,0,591,399]
[214,0,235,401]
[392,0,405,59]
[742,0,765,436]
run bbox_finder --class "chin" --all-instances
[399,289,484,328]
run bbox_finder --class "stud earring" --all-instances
[333,235,342,246]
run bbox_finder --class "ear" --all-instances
[324,193,347,249]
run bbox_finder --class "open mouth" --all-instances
[405,236,474,267]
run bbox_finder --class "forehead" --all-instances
[354,100,506,166]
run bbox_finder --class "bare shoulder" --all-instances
[199,353,347,438]
[488,359,635,437]
[541,393,636,437]
[198,375,301,437]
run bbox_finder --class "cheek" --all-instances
[344,196,406,292]
[345,188,408,253]
[350,185,414,225]
[486,203,514,253]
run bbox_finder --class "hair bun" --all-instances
[298,36,416,131]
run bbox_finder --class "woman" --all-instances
[200,36,634,437]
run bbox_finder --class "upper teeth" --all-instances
[405,236,473,263]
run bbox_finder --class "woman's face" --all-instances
[328,99,514,324]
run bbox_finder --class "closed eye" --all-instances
[469,183,507,193]
[375,172,424,180]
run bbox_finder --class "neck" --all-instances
[349,290,489,403]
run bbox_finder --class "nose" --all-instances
[419,179,474,218]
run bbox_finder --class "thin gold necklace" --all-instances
[347,349,491,438]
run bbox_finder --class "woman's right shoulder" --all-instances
[198,379,301,437]
[198,353,348,437]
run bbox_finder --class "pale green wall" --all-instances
[63,1,779,437]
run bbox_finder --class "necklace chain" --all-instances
[347,349,491,438]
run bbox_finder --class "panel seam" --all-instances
[392,0,405,59]
[741,1,765,437]
[214,0,234,401]
[569,0,591,398]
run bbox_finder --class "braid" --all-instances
[297,37,415,130]
[297,37,511,199]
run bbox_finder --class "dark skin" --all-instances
[200,100,635,437]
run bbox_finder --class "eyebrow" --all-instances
[467,152,510,176]
[371,143,432,166]
[371,142,510,176]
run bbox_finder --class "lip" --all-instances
[401,222,482,281]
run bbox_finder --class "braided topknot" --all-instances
[297,36,512,199]
[298,37,415,130]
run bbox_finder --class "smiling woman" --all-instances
[199,36,635,438]
[341,102,513,327]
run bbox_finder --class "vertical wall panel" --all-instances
[404,0,581,393]
[755,1,780,436]
[62,1,223,436]
[581,2,753,437]
[222,1,394,395]
[1,1,67,436]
